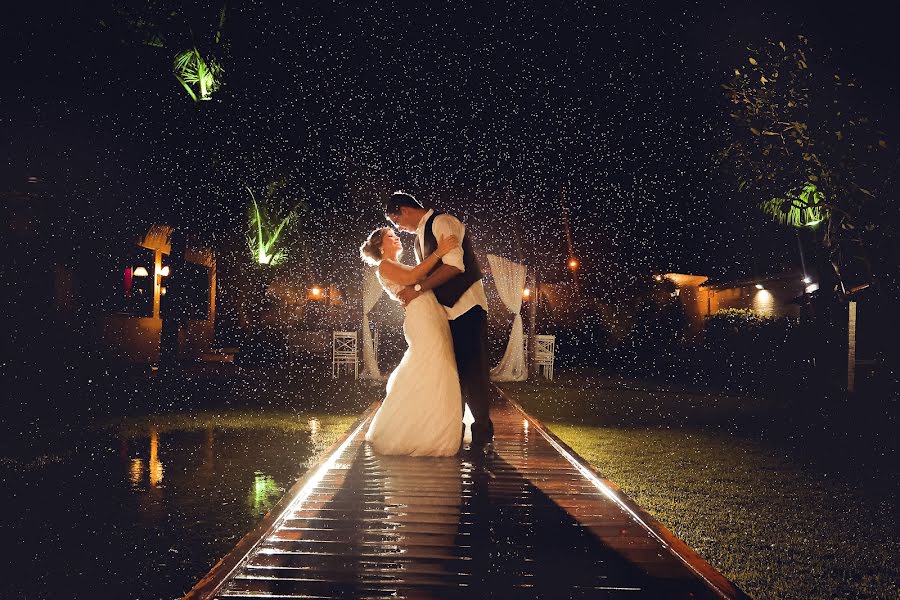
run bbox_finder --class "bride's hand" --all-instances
[436,234,459,257]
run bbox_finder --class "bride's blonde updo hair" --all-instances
[360,227,392,265]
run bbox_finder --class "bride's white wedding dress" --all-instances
[365,268,471,456]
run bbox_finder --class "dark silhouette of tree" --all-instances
[721,35,900,300]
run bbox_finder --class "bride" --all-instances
[360,227,467,456]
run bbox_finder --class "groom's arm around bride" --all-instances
[396,213,464,306]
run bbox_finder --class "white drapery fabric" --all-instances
[360,267,384,380]
[487,254,528,381]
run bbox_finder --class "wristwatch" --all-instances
[414,284,422,292]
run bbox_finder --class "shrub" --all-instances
[703,309,810,392]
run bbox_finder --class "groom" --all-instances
[385,192,495,453]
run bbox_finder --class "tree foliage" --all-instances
[245,183,306,267]
[721,36,899,297]
[99,1,228,102]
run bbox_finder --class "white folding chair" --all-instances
[332,331,358,379]
[534,334,556,381]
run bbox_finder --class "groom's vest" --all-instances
[415,211,483,308]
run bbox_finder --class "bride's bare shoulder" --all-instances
[377,259,411,278]
[378,259,411,271]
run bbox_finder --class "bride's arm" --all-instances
[377,234,458,286]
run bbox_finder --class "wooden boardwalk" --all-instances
[185,391,746,599]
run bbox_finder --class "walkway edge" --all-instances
[497,386,749,600]
[182,401,381,600]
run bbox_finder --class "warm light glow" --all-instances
[653,274,663,281]
[308,418,320,435]
[802,276,812,284]
[149,429,164,487]
[523,419,529,430]
[805,283,819,293]
[755,284,764,290]
[568,259,579,269]
[129,458,144,486]
[310,286,322,297]
[752,289,774,317]
[522,288,531,299]
[160,286,167,296]
[133,266,150,277]
[158,266,170,277]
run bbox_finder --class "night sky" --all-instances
[4,1,897,293]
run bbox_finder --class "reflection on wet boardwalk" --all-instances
[185,393,746,599]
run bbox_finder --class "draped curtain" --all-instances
[360,267,384,380]
[487,254,528,381]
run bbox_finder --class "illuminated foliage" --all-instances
[760,183,826,228]
[173,47,223,102]
[99,2,228,102]
[246,186,302,267]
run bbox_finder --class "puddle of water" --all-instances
[0,413,351,600]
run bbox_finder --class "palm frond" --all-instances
[172,47,223,102]
[246,186,302,267]
[760,183,827,228]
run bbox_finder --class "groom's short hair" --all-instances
[384,191,422,216]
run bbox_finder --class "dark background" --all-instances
[4,1,896,291]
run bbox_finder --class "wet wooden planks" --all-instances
[184,392,747,599]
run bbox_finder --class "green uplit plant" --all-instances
[246,186,302,267]
[760,183,827,228]
[173,47,223,102]
[721,35,898,298]
[99,3,229,102]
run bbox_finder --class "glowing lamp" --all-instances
[522,288,531,299]
[310,286,322,298]
[568,259,579,270]
[653,274,663,281]
[133,266,150,277]
[755,284,765,290]
[802,276,812,284]
[160,286,167,296]
[158,266,170,277]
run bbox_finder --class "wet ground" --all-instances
[0,411,357,600]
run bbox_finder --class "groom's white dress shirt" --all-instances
[415,209,488,320]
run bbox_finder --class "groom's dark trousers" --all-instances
[450,305,494,445]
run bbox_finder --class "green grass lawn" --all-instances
[503,373,899,600]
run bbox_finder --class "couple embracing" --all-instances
[359,192,494,457]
